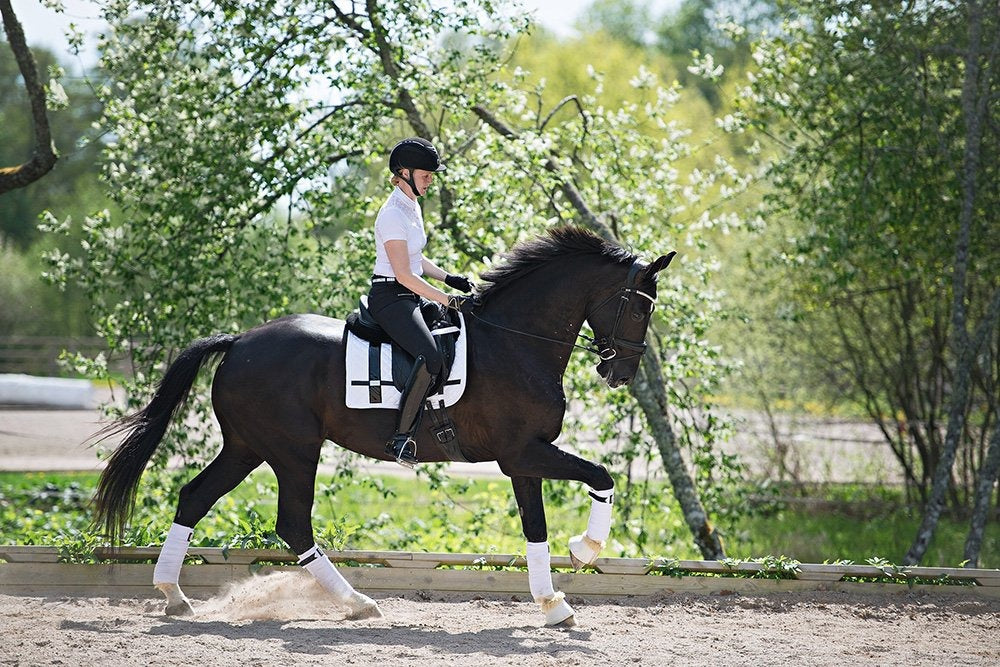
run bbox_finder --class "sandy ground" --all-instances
[1,571,998,666]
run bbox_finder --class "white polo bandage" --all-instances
[526,541,556,602]
[298,544,354,601]
[586,487,614,542]
[153,522,192,585]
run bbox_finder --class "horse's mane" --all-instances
[477,226,635,301]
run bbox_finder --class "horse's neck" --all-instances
[476,262,594,368]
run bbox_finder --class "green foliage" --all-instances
[0,40,109,337]
[2,471,995,568]
[0,44,106,251]
[0,243,49,335]
[719,554,801,579]
[712,0,1000,504]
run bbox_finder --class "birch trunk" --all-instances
[964,419,1000,567]
[904,0,994,563]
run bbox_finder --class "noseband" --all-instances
[470,259,655,362]
[581,260,654,362]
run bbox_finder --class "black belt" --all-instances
[371,276,397,284]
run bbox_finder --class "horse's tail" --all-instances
[92,333,239,545]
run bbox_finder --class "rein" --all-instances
[470,260,655,362]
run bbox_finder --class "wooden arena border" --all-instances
[1,546,998,599]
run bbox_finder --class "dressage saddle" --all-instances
[345,297,461,394]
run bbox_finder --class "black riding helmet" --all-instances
[389,137,446,196]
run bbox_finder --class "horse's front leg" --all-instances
[504,443,614,570]
[568,485,614,570]
[510,475,576,627]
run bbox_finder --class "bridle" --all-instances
[586,261,655,362]
[469,259,655,362]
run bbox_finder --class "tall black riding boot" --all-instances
[385,355,435,468]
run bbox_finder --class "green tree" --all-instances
[0,39,105,250]
[576,0,655,47]
[723,0,999,563]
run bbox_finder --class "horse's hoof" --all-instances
[568,533,603,570]
[156,582,194,617]
[543,597,576,627]
[540,592,575,627]
[344,593,383,620]
[551,613,577,628]
[165,599,195,617]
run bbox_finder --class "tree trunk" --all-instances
[904,0,991,565]
[632,354,726,558]
[964,418,1000,567]
[470,104,725,560]
[0,0,58,194]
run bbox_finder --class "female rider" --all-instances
[368,137,474,466]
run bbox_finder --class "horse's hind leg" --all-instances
[271,454,382,620]
[153,439,263,616]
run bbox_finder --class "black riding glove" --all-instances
[445,274,473,293]
[447,294,479,314]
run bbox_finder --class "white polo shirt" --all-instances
[373,186,426,277]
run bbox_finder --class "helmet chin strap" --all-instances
[401,169,424,197]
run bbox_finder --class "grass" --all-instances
[0,470,996,568]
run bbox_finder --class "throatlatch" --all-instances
[385,355,435,467]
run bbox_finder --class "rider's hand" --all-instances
[447,294,479,314]
[445,274,473,293]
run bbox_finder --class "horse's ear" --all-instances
[647,251,677,276]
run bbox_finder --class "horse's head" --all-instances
[474,227,677,387]
[588,252,676,388]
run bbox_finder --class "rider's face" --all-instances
[404,168,435,196]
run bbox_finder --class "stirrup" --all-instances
[386,435,418,468]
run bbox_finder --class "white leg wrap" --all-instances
[586,487,614,542]
[526,541,555,602]
[153,523,192,585]
[299,544,383,620]
[298,545,354,601]
[526,541,574,626]
[569,486,613,569]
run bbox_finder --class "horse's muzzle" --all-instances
[598,360,635,388]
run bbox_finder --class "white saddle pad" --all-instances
[345,313,468,409]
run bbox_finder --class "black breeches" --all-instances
[368,283,443,376]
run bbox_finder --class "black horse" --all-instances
[93,226,674,626]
